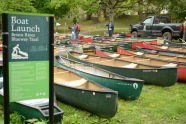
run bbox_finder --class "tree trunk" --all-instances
[103,9,108,19]
[109,9,115,23]
[138,11,143,21]
[86,13,92,20]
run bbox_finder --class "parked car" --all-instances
[130,15,183,40]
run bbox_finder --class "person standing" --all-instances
[183,17,186,41]
[106,21,114,37]
[69,24,76,40]
[76,22,81,39]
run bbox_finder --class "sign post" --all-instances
[2,13,10,124]
[49,16,54,124]
[2,12,54,124]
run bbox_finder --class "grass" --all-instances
[55,15,140,35]
[58,83,186,124]
[0,83,186,123]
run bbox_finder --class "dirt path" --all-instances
[81,28,128,35]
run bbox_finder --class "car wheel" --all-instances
[162,32,172,41]
[132,31,138,37]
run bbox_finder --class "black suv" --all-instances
[130,15,183,40]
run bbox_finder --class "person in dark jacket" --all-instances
[106,21,114,37]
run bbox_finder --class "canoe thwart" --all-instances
[161,46,168,49]
[136,52,144,55]
[162,63,177,67]
[122,63,138,68]
[79,55,88,59]
[109,54,120,58]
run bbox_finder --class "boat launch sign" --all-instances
[6,13,51,102]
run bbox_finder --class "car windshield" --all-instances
[143,17,153,24]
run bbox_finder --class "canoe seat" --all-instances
[109,53,120,58]
[122,63,138,68]
[161,46,168,49]
[64,78,87,87]
[136,52,144,55]
[178,55,184,57]
[162,63,177,67]
[78,55,88,59]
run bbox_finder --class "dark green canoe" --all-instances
[0,67,63,123]
[54,55,144,100]
[59,51,177,86]
[0,85,63,123]
[54,67,118,118]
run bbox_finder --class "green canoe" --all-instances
[54,67,118,118]
[54,55,144,100]
[59,51,177,86]
[0,77,63,123]
[0,63,63,123]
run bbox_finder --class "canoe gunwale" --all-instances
[54,82,118,94]
[65,51,178,70]
[54,66,118,94]
[13,101,64,116]
[63,51,177,86]
[55,55,144,83]
[55,56,144,100]
[99,49,183,67]
[137,46,186,57]
[118,47,186,65]
[150,43,186,53]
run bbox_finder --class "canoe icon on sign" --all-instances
[11,44,28,59]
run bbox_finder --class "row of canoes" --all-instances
[54,66,118,117]
[52,36,186,117]
[124,42,186,57]
[1,37,185,120]
[52,44,186,117]
[96,49,186,83]
[59,51,177,86]
[53,52,144,117]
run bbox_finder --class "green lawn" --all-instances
[58,83,186,124]
[55,15,140,35]
[0,83,186,124]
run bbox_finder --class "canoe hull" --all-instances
[0,94,63,123]
[178,68,186,82]
[67,54,177,86]
[0,77,63,123]
[117,47,186,83]
[94,64,177,86]
[136,46,186,57]
[10,102,63,123]
[54,83,118,118]
[55,59,143,100]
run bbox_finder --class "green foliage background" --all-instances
[0,0,185,21]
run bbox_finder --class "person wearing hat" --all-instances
[183,17,186,41]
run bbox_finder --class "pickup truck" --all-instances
[130,15,183,40]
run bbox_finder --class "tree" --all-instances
[98,0,129,22]
[81,0,99,20]
[0,0,36,12]
[168,0,186,22]
[30,0,51,13]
